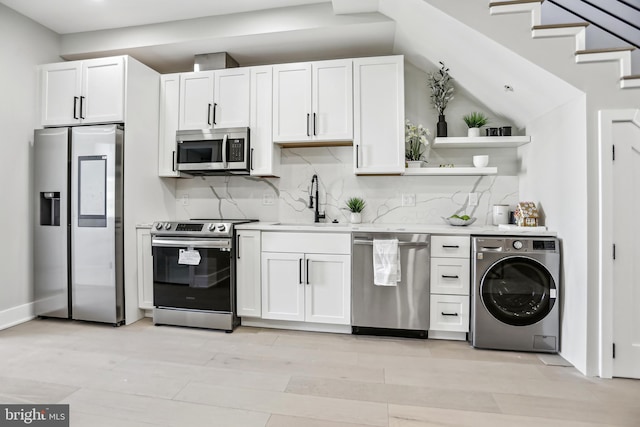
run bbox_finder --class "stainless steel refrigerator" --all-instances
[34,124,125,325]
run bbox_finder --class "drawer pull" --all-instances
[442,275,459,279]
[442,245,460,249]
[441,312,459,317]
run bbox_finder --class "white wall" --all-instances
[520,96,588,371]
[0,4,60,326]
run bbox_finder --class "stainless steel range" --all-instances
[151,219,255,332]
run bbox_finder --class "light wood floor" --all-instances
[0,318,638,426]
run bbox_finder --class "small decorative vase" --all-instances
[468,127,481,137]
[350,212,362,224]
[437,114,448,137]
[406,160,423,168]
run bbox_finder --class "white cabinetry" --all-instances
[273,59,352,144]
[249,66,280,177]
[136,226,154,311]
[236,230,262,317]
[429,235,471,340]
[353,56,405,175]
[158,74,181,177]
[261,233,351,325]
[353,56,405,174]
[178,68,250,130]
[39,56,125,126]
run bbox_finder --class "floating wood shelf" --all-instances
[432,136,531,148]
[403,167,498,176]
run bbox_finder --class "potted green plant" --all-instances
[405,120,430,167]
[427,61,454,137]
[345,196,366,224]
[463,112,489,137]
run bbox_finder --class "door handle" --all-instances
[441,312,459,317]
[73,96,79,119]
[356,144,359,169]
[299,258,303,284]
[222,133,228,168]
[313,113,317,136]
[442,275,459,279]
[250,148,254,171]
[442,245,460,249]
[306,259,310,285]
[207,104,212,126]
[306,113,310,137]
[79,96,85,119]
[213,103,217,125]
[172,151,176,172]
[237,235,240,259]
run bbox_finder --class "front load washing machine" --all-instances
[471,236,560,353]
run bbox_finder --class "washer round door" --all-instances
[480,256,556,326]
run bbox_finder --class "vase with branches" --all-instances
[427,61,454,137]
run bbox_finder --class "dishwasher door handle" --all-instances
[353,239,429,247]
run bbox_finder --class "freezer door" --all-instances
[71,125,124,324]
[34,128,70,318]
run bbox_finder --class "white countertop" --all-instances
[236,222,557,236]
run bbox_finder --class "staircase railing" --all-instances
[546,0,640,49]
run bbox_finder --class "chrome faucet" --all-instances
[309,174,326,223]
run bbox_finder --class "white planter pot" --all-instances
[350,212,362,224]
[468,127,481,137]
[406,160,423,168]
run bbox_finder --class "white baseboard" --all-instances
[0,302,36,331]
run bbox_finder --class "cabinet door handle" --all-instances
[306,113,310,137]
[356,144,359,169]
[441,312,459,317]
[306,259,310,284]
[73,96,79,119]
[237,235,240,259]
[250,148,254,171]
[442,275,459,279]
[313,113,317,136]
[442,245,460,249]
[213,103,217,125]
[207,103,212,126]
[79,96,85,119]
[299,258,303,284]
[172,151,177,172]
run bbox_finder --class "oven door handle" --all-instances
[152,238,231,249]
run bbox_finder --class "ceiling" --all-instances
[0,0,332,34]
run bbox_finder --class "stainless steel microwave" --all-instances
[176,127,250,175]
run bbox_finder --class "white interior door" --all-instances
[612,121,640,379]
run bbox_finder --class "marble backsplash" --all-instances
[174,146,519,225]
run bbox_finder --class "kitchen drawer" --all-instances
[262,232,350,254]
[430,258,470,295]
[429,294,469,333]
[431,235,470,258]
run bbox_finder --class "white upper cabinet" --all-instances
[40,56,125,127]
[273,59,352,144]
[158,74,181,177]
[178,69,250,131]
[214,68,250,129]
[179,71,214,130]
[353,55,405,175]
[249,66,280,177]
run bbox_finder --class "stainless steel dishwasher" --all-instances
[351,232,430,337]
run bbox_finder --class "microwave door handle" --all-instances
[222,133,228,168]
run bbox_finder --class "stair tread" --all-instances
[490,0,544,7]
[576,47,636,55]
[532,22,589,30]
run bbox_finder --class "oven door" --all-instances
[152,237,233,312]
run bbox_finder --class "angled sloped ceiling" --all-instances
[378,0,583,128]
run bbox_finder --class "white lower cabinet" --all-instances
[136,226,154,311]
[261,233,351,325]
[429,235,471,340]
[236,230,262,317]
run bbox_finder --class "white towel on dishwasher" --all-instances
[373,239,401,286]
